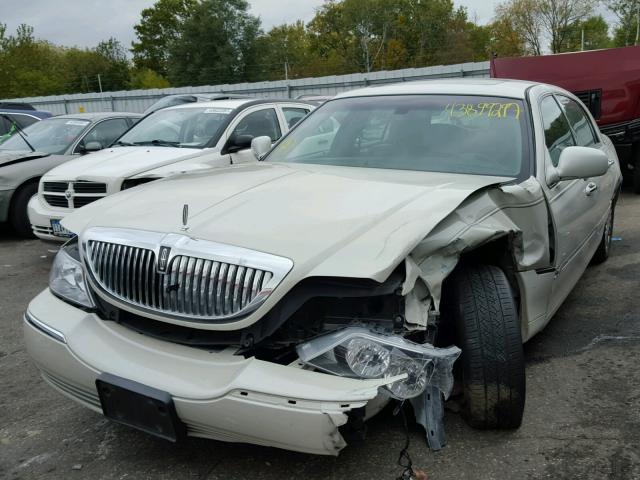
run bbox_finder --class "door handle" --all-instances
[585,182,598,196]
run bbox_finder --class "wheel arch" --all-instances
[9,175,41,214]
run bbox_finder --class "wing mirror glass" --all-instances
[550,146,609,184]
[227,134,253,153]
[251,135,272,160]
[83,141,103,153]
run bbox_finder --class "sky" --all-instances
[0,0,504,50]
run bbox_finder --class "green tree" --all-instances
[486,16,528,58]
[129,68,171,89]
[0,24,68,97]
[255,21,317,80]
[131,0,196,76]
[95,38,131,91]
[167,0,261,86]
[560,15,611,52]
[495,0,597,54]
[606,0,640,46]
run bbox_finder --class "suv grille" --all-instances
[42,181,107,209]
[82,230,293,322]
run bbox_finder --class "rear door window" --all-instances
[556,95,597,147]
[232,108,282,142]
[540,96,575,167]
[282,107,310,129]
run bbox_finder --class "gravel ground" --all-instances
[1,192,640,480]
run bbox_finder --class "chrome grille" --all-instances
[83,232,289,322]
[42,181,107,209]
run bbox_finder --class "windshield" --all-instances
[0,117,89,154]
[267,95,529,178]
[117,106,232,149]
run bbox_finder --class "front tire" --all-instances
[9,183,38,238]
[592,205,614,264]
[442,264,525,429]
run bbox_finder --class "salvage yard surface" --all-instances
[1,192,640,480]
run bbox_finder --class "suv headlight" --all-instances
[297,327,460,400]
[49,239,94,309]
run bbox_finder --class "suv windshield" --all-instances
[0,117,89,154]
[267,95,529,178]
[117,106,232,149]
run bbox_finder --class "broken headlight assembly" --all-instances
[49,239,94,309]
[296,327,460,400]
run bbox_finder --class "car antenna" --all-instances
[0,113,35,152]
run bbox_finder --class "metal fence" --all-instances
[2,61,490,115]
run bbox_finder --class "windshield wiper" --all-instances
[0,114,35,152]
[133,139,182,147]
[113,140,135,147]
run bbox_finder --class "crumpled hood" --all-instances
[0,149,49,167]
[42,146,203,181]
[64,162,510,281]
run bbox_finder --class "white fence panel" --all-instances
[2,61,490,114]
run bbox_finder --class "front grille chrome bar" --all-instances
[81,227,293,322]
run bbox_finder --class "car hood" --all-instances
[42,146,203,181]
[0,149,50,167]
[65,162,511,281]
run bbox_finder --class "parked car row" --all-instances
[21,80,622,455]
[27,98,313,240]
[0,96,313,238]
[0,112,140,236]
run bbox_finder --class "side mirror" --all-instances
[251,136,272,160]
[227,134,254,153]
[83,141,103,153]
[549,146,609,184]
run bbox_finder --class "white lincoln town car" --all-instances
[24,80,621,455]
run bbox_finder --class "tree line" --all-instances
[1,0,638,99]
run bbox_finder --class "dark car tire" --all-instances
[592,205,615,265]
[9,182,38,238]
[442,263,525,429]
[632,143,640,194]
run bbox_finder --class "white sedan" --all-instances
[24,79,621,455]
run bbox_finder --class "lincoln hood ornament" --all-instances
[181,204,189,231]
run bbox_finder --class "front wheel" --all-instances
[592,205,615,264]
[442,263,525,429]
[632,143,640,194]
[9,183,38,238]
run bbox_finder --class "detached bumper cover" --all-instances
[24,289,389,455]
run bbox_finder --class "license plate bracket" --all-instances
[96,373,185,442]
[50,219,73,238]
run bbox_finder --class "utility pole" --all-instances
[581,28,585,51]
[284,61,289,81]
[97,74,103,93]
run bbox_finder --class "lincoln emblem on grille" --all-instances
[157,246,171,273]
[181,204,189,232]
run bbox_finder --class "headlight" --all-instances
[49,239,94,309]
[297,327,460,400]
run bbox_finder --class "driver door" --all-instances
[540,94,615,314]
[224,107,282,164]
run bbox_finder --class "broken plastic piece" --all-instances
[410,385,446,451]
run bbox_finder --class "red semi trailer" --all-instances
[491,46,640,191]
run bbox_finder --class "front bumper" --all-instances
[27,195,71,242]
[24,289,389,455]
